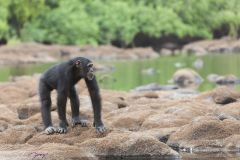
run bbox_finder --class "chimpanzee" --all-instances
[39,57,106,134]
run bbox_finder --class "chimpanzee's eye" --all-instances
[87,63,94,68]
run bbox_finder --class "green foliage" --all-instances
[7,0,46,36]
[1,0,240,45]
[86,0,138,45]
[22,0,99,45]
[0,0,9,38]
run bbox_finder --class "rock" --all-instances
[112,98,128,109]
[167,117,240,152]
[143,92,159,99]
[141,113,189,130]
[214,101,240,120]
[2,74,240,156]
[80,131,179,157]
[211,86,240,104]
[107,110,153,131]
[192,58,204,70]
[0,143,97,160]
[141,68,156,75]
[17,102,40,119]
[132,83,162,92]
[223,135,240,151]
[160,48,172,56]
[132,83,178,92]
[171,68,203,89]
[0,125,37,144]
[182,45,207,56]
[0,120,8,132]
[182,39,240,55]
[196,86,240,104]
[207,74,240,86]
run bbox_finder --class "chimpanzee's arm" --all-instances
[85,77,105,133]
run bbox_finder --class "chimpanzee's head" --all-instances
[75,58,95,80]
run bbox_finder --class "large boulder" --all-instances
[167,117,240,152]
[80,131,179,157]
[171,68,203,89]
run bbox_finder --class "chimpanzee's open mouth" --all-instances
[87,72,95,80]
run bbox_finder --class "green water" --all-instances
[97,54,240,91]
[0,54,240,91]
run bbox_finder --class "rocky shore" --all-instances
[1,38,240,66]
[0,75,240,159]
[0,43,159,65]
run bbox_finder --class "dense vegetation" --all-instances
[0,0,240,46]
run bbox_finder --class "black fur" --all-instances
[39,57,105,134]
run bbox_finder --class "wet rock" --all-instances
[132,83,178,92]
[182,45,207,56]
[139,128,178,143]
[167,118,240,152]
[171,68,203,89]
[208,74,240,86]
[192,58,204,70]
[0,143,97,160]
[182,39,240,55]
[80,131,179,157]
[160,48,172,56]
[141,68,156,75]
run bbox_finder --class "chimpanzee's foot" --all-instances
[56,127,67,134]
[56,120,68,134]
[44,126,56,135]
[96,125,107,133]
[93,121,107,134]
[72,116,88,127]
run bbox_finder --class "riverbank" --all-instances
[0,75,240,159]
[0,43,159,65]
[1,38,240,65]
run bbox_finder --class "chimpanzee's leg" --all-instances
[39,80,55,134]
[69,87,87,127]
[56,89,68,134]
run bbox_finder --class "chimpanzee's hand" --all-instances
[72,116,88,127]
[93,121,107,133]
[44,126,56,135]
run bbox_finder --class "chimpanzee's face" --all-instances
[86,63,95,80]
[75,59,95,80]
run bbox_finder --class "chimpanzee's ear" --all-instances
[75,60,82,68]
